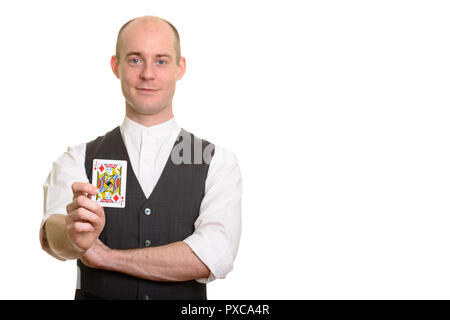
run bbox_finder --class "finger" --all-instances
[72,182,99,200]
[68,195,101,216]
[74,195,105,219]
[66,198,79,214]
[66,195,95,214]
[72,221,95,233]
[71,207,103,229]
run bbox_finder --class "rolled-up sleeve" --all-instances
[40,143,88,246]
[183,146,242,284]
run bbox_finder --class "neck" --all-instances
[125,103,174,127]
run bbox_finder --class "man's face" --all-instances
[111,19,185,116]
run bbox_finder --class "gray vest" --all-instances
[76,126,214,300]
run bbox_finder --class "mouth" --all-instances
[137,88,159,93]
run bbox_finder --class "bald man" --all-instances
[40,15,242,300]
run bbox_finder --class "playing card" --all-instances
[91,159,127,208]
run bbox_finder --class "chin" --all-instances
[130,102,168,115]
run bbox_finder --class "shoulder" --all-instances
[50,127,121,176]
[206,143,241,187]
[53,127,120,167]
[180,129,236,160]
[202,143,242,214]
[52,142,86,167]
[210,144,239,167]
[180,129,239,167]
[86,126,121,151]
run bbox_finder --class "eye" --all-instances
[129,57,142,64]
[156,59,167,65]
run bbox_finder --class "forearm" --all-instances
[43,214,84,260]
[101,241,210,282]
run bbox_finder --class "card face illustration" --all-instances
[91,159,127,208]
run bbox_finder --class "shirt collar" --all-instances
[120,116,180,139]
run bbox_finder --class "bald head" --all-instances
[115,15,181,64]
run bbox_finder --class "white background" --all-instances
[0,0,449,299]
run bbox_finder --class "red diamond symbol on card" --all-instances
[99,165,105,172]
[113,194,119,202]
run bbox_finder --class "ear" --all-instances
[110,55,120,79]
[176,57,186,81]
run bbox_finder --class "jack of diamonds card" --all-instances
[91,159,127,208]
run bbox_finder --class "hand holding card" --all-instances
[66,182,106,252]
[92,159,127,208]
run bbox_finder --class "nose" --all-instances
[140,63,155,80]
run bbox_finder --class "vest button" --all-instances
[145,240,151,247]
[144,208,151,215]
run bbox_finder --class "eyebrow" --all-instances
[125,52,172,60]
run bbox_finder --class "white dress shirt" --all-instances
[41,116,242,284]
